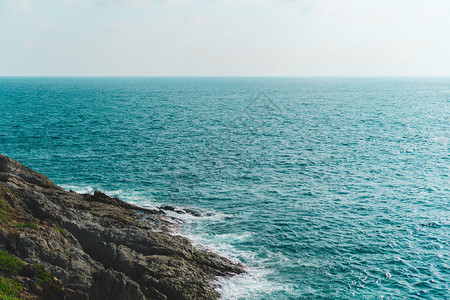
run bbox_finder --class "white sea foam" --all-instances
[160,210,289,299]
[59,185,279,298]
[182,230,289,299]
[216,267,293,300]
[162,207,232,223]
[114,191,161,210]
[60,184,95,194]
[59,184,161,210]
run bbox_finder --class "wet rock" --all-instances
[159,205,176,211]
[159,205,203,217]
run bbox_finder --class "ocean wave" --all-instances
[429,136,449,144]
[128,192,285,298]
[59,184,161,210]
[216,267,293,300]
[60,184,96,195]
[160,208,288,299]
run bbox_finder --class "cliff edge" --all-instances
[0,154,244,300]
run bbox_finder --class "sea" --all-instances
[0,77,449,299]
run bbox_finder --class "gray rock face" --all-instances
[0,154,244,299]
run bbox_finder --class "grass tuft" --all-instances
[0,251,25,276]
[0,197,14,225]
[0,277,23,300]
[14,223,37,229]
[55,227,66,235]
[33,264,52,286]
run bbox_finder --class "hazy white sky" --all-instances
[1,0,449,76]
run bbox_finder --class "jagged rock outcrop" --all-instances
[0,154,244,299]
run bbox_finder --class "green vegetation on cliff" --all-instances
[0,251,24,276]
[0,251,24,300]
[0,154,244,300]
[34,264,52,285]
[0,277,23,300]
[0,187,14,225]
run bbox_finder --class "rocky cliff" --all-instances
[0,154,244,300]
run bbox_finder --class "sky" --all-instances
[0,0,449,76]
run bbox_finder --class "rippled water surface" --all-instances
[1,77,449,299]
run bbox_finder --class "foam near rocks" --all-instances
[0,154,245,300]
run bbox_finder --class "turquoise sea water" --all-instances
[0,77,449,299]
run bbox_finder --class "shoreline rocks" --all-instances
[0,154,244,300]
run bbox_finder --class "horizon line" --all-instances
[1,75,449,78]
